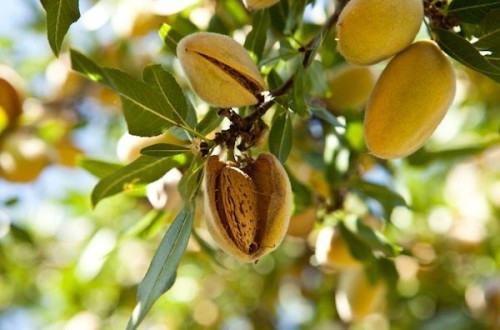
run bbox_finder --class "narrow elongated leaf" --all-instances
[481,9,500,33]
[244,10,270,60]
[41,0,80,56]
[143,65,196,129]
[349,180,407,207]
[192,229,225,268]
[267,69,284,91]
[140,143,191,157]
[290,66,310,118]
[91,155,182,207]
[260,42,298,67]
[343,216,401,258]
[269,0,288,33]
[433,28,500,83]
[70,50,192,136]
[474,28,500,49]
[337,221,374,262]
[348,179,407,218]
[310,106,343,127]
[108,67,182,136]
[269,111,293,163]
[70,49,110,84]
[284,0,306,35]
[305,61,328,95]
[195,109,223,135]
[407,139,500,166]
[487,49,500,67]
[159,23,183,54]
[285,167,313,214]
[178,156,205,202]
[124,209,168,239]
[126,206,195,330]
[448,0,500,23]
[78,158,123,179]
[474,10,500,50]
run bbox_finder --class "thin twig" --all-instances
[212,2,348,152]
[271,1,348,98]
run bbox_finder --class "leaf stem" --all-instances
[182,124,211,143]
[154,112,210,143]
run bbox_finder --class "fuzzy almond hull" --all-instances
[177,32,266,108]
[364,40,456,159]
[336,0,423,65]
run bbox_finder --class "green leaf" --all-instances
[448,0,500,23]
[126,205,194,330]
[348,179,407,218]
[337,221,374,262]
[41,0,80,56]
[143,64,196,129]
[244,9,270,60]
[91,155,182,207]
[267,69,284,91]
[195,109,223,136]
[70,49,109,84]
[375,258,399,289]
[213,0,248,31]
[269,111,293,163]
[260,41,299,67]
[78,158,123,179]
[191,229,226,268]
[481,9,500,33]
[9,224,35,245]
[285,167,313,214]
[433,28,500,83]
[284,0,307,35]
[207,15,229,35]
[159,23,183,54]
[407,139,500,166]
[303,23,331,69]
[343,216,401,258]
[323,129,349,185]
[474,9,500,51]
[304,61,328,95]
[124,209,168,239]
[178,156,205,202]
[310,106,343,127]
[70,50,193,136]
[487,49,500,67]
[290,66,310,117]
[113,72,174,137]
[140,143,191,157]
[269,0,288,33]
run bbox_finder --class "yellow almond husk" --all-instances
[0,78,22,125]
[177,32,266,108]
[0,131,51,182]
[325,64,376,111]
[287,207,316,238]
[336,0,423,65]
[364,40,456,159]
[243,0,279,11]
[204,152,292,262]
